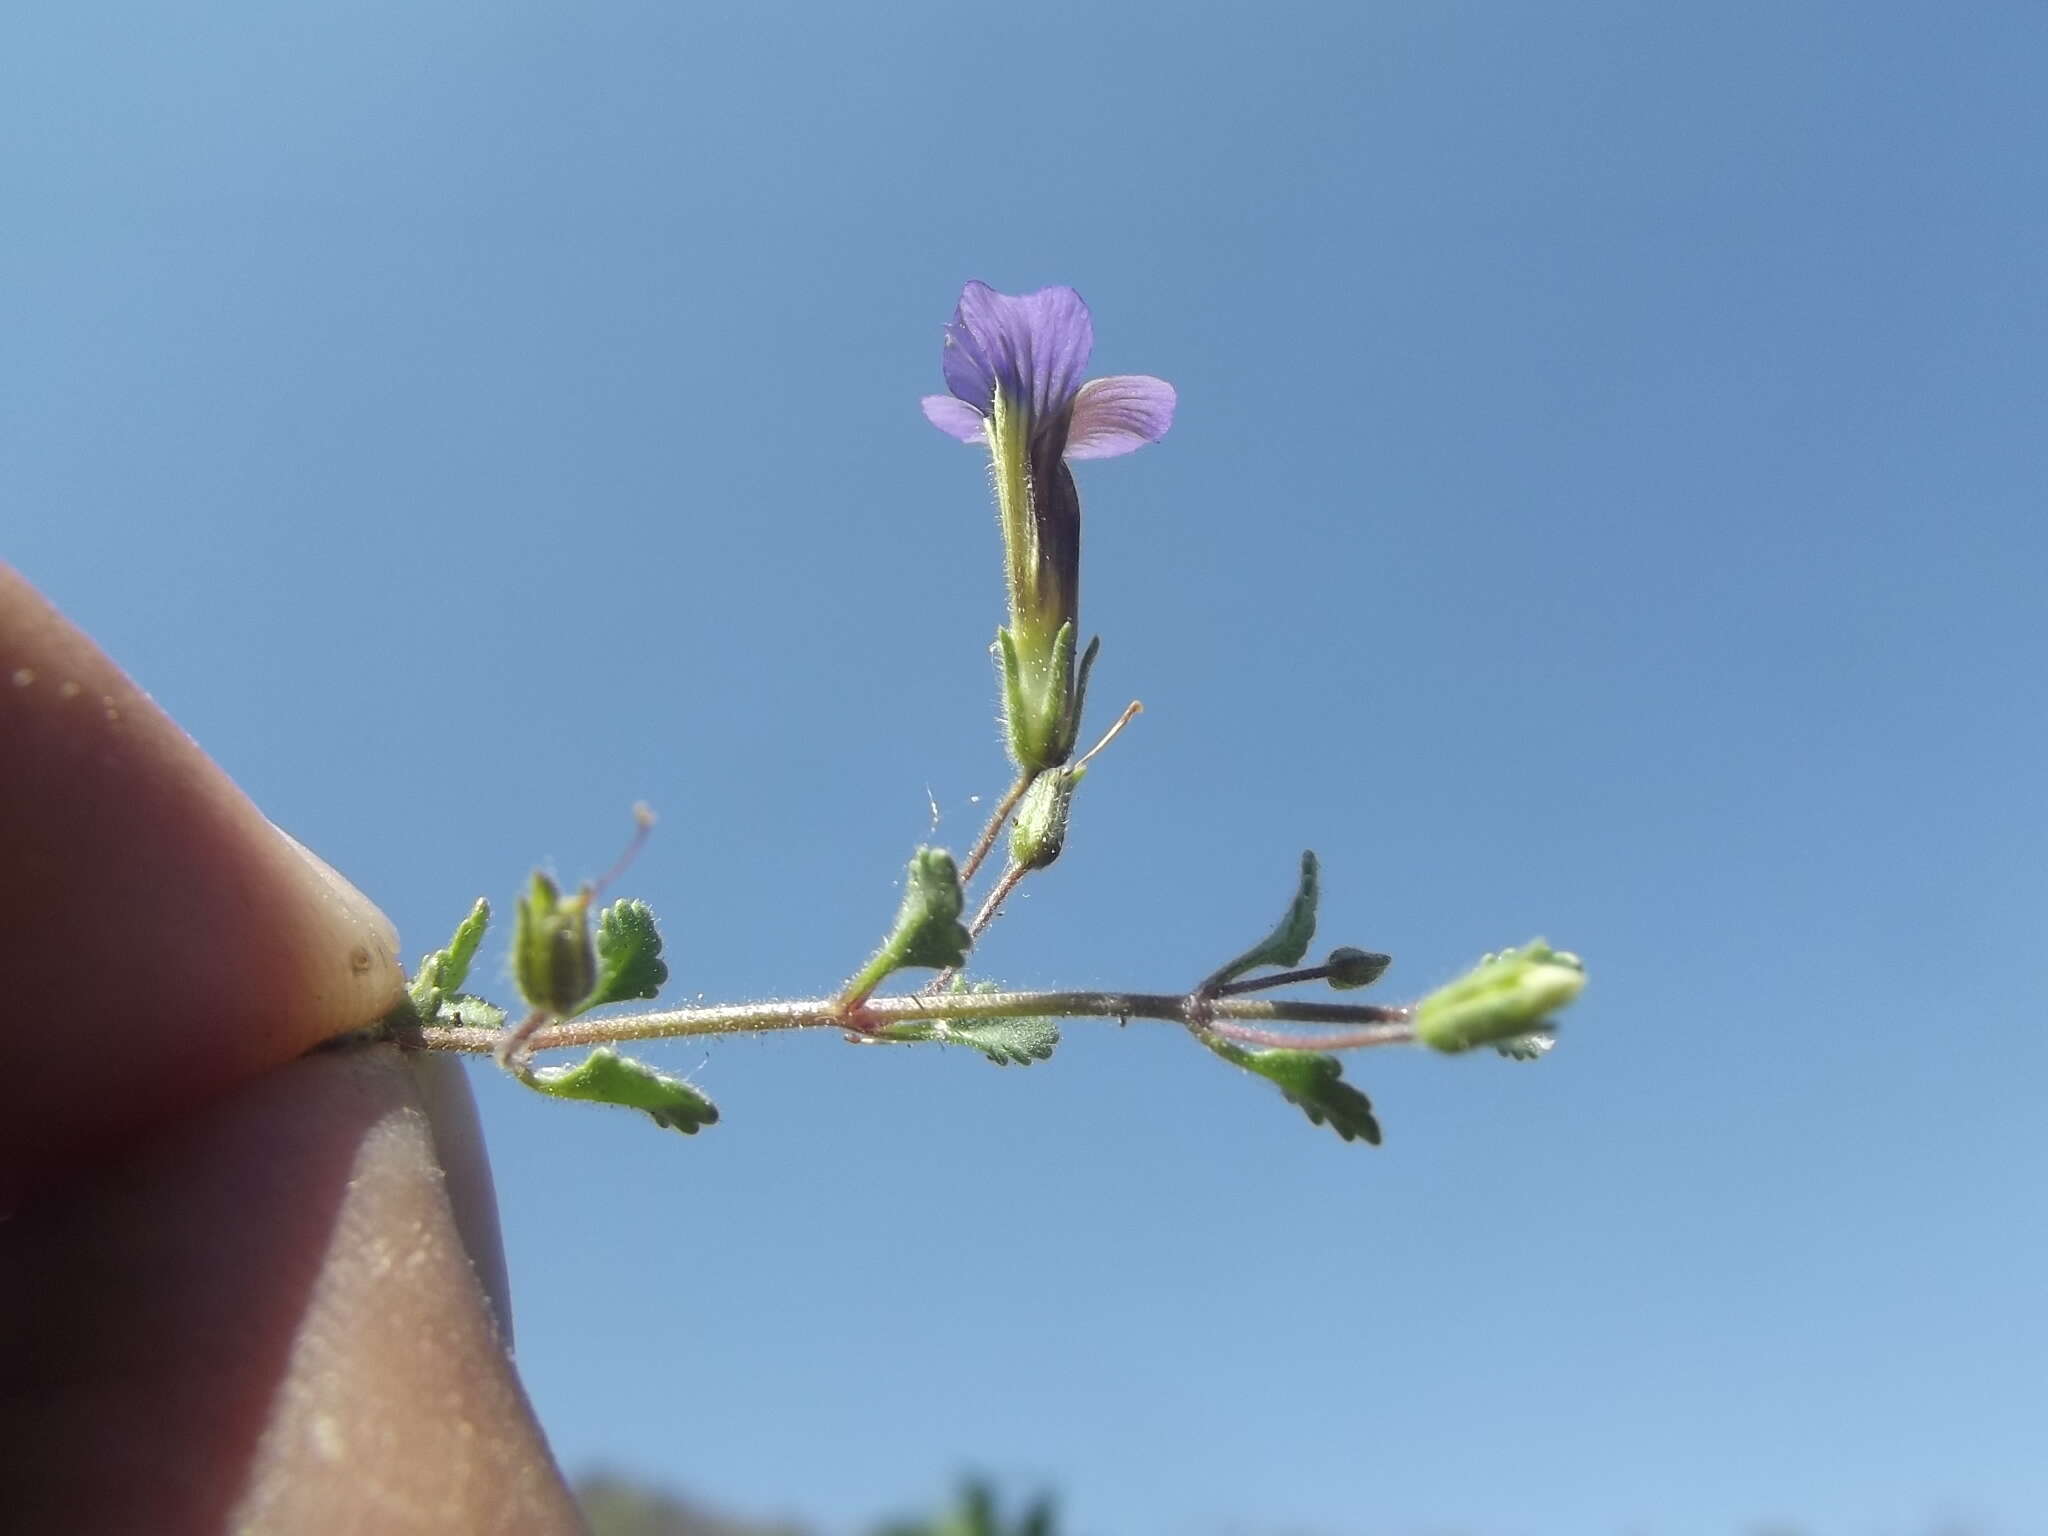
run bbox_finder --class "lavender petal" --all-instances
[921,395,988,442]
[944,281,1096,423]
[1064,375,1177,460]
[940,285,1001,412]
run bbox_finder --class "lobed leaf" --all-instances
[1203,1036,1382,1145]
[841,848,973,1001]
[878,1013,1060,1066]
[890,850,973,970]
[526,1047,718,1135]
[408,897,492,1015]
[434,994,508,1032]
[583,898,670,1011]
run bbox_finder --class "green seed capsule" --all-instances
[513,871,597,1015]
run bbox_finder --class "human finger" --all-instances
[0,1044,579,1535]
[0,565,406,1193]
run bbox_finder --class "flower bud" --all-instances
[1009,769,1078,871]
[1325,947,1392,990]
[1413,941,1584,1053]
[514,871,597,1015]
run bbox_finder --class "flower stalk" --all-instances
[400,988,1416,1057]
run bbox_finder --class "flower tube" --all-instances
[922,282,1175,771]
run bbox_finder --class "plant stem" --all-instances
[1203,1019,1411,1051]
[403,990,1414,1057]
[1210,963,1339,997]
[965,861,1029,942]
[924,859,1032,995]
[935,706,1139,993]
[957,773,1033,886]
[492,1008,550,1074]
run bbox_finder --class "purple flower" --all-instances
[920,282,1177,461]
[919,282,1174,772]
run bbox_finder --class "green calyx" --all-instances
[514,873,597,1016]
[997,623,1099,773]
[512,875,670,1018]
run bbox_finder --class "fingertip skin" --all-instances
[0,568,575,1530]
[0,1047,580,1535]
[0,565,407,1192]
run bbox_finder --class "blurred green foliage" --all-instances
[577,1470,1987,1536]
[576,1469,804,1536]
[870,1479,1057,1536]
[575,1473,1054,1536]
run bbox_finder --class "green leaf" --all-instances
[434,994,508,1031]
[581,898,669,1011]
[890,849,973,970]
[1204,851,1320,990]
[1203,1036,1382,1145]
[525,1047,718,1135]
[841,848,973,1002]
[878,1013,1060,1066]
[434,899,491,993]
[1414,940,1586,1053]
[1015,1494,1058,1536]
[408,898,491,1014]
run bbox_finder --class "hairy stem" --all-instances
[965,861,1029,942]
[403,990,1414,1057]
[957,773,1033,886]
[924,859,1036,996]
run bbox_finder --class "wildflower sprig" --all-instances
[382,281,1588,1147]
[392,842,1577,1146]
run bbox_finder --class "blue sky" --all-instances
[7,4,2046,1532]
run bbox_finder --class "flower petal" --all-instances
[941,281,1096,424]
[940,285,1001,412]
[1064,375,1177,460]
[921,394,987,443]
